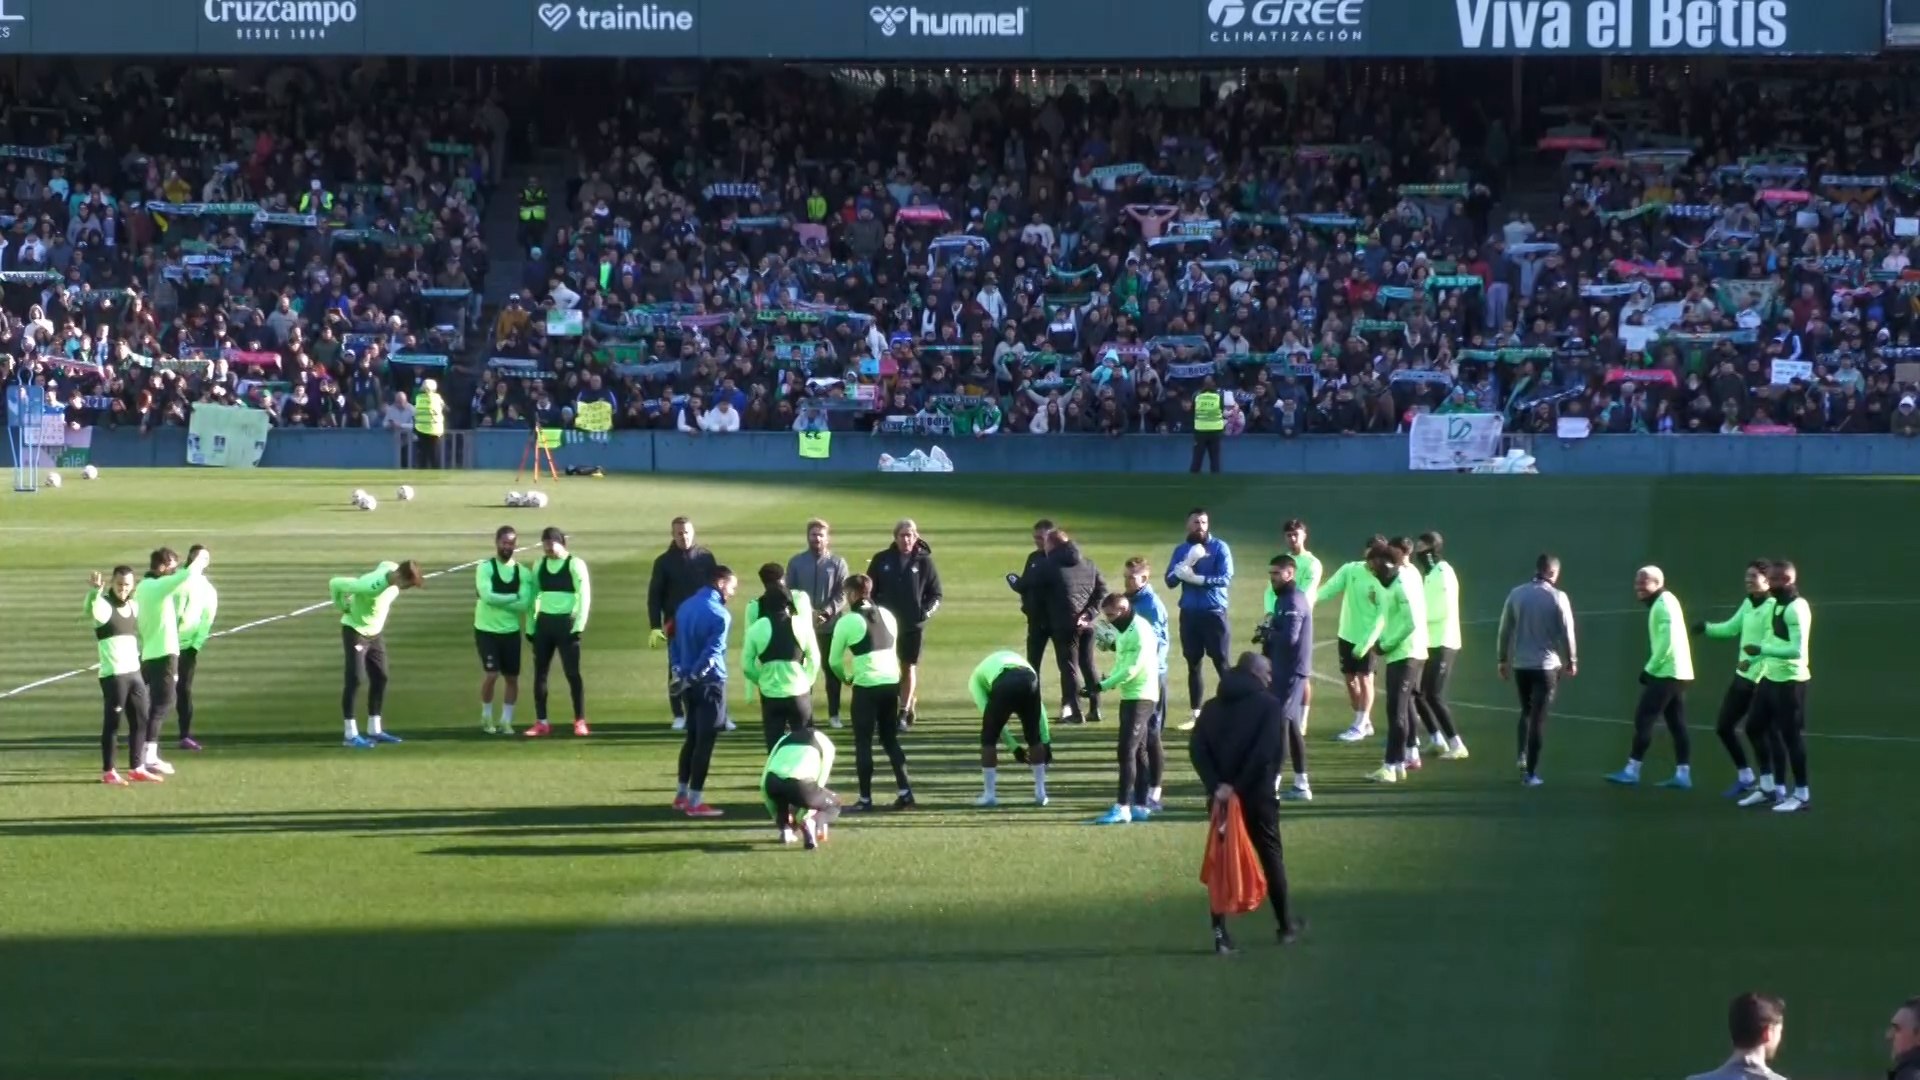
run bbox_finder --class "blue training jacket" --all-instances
[669,587,731,685]
[1164,537,1234,612]
[1130,585,1171,674]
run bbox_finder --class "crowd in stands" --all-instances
[478,68,1920,439]
[0,69,503,432]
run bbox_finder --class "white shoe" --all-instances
[973,792,999,808]
[1035,792,1050,808]
[828,716,843,729]
[146,757,176,776]
[723,719,737,732]
[670,716,686,731]
[1517,755,1527,770]
[779,828,797,845]
[1736,789,1772,808]
[481,718,498,735]
[1772,796,1807,814]
[1336,721,1373,743]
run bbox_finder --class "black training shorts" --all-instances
[475,629,523,678]
[1336,638,1375,677]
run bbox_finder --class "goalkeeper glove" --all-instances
[1004,573,1021,592]
[1174,566,1203,586]
[648,628,667,648]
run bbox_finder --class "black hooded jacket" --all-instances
[1039,540,1108,635]
[867,538,943,628]
[1188,670,1287,800]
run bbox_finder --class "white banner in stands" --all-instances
[1409,412,1505,470]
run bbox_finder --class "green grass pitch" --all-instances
[0,469,1911,1080]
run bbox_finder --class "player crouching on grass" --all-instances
[761,720,841,849]
[968,650,1052,808]
[331,559,426,748]
[1092,591,1163,825]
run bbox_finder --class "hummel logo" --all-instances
[870,5,909,34]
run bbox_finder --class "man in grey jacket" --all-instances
[1684,992,1788,1080]
[788,518,850,728]
[1496,553,1577,787]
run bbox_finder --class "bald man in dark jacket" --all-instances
[1189,653,1304,955]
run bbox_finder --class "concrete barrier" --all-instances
[78,427,1920,475]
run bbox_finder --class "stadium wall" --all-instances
[79,429,1920,475]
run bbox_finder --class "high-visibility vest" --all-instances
[1194,391,1225,432]
[519,187,546,222]
[414,392,445,437]
[299,190,334,214]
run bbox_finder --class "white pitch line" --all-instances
[0,554,508,702]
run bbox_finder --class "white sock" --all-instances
[481,703,494,723]
[1450,736,1467,752]
[1737,767,1754,784]
[503,703,515,725]
[982,767,998,798]
[1034,765,1048,800]
[1408,745,1422,761]
[369,715,383,736]
[1147,785,1162,802]
[688,788,703,805]
[1354,710,1368,728]
[1295,772,1310,787]
[1624,759,1642,779]
[145,742,159,764]
[1675,764,1691,780]
[1794,786,1809,801]
[676,782,689,798]
[1301,705,1311,727]
[1759,774,1775,792]
[344,718,359,740]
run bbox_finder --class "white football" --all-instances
[359,495,378,511]
[529,491,549,508]
[506,490,524,506]
[351,488,369,504]
[396,485,415,502]
[43,471,61,489]
[82,465,99,480]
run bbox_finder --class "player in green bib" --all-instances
[88,566,153,784]
[525,526,592,738]
[475,526,533,735]
[761,722,841,849]
[1740,560,1814,813]
[1412,531,1468,760]
[1264,520,1322,733]
[827,575,914,811]
[133,546,211,775]
[1606,566,1695,789]
[330,559,425,748]
[968,650,1051,808]
[1692,559,1774,797]
[173,545,217,752]
[1367,542,1428,784]
[743,564,823,750]
[1320,537,1393,743]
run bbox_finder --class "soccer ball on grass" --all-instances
[396,484,415,501]
[82,465,99,480]
[43,471,61,489]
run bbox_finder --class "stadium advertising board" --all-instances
[0,0,1884,55]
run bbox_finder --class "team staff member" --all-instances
[1741,561,1813,813]
[1263,520,1321,732]
[1683,993,1788,1080]
[174,544,217,752]
[866,519,942,729]
[1320,537,1392,743]
[1692,560,1774,797]
[968,650,1050,808]
[1093,592,1161,825]
[1368,543,1428,784]
[649,517,718,731]
[475,526,532,735]
[761,721,841,850]
[1413,532,1468,760]
[88,567,156,784]
[1189,654,1305,955]
[524,527,591,738]
[1039,528,1108,725]
[1497,554,1578,786]
[1123,557,1170,811]
[671,565,738,819]
[1189,375,1225,474]
[1259,555,1313,800]
[1006,519,1056,703]
[787,519,849,728]
[1606,566,1695,789]
[1166,508,1234,730]
[330,559,425,748]
[828,575,916,811]
[413,378,445,469]
[134,546,212,775]
[743,566,822,750]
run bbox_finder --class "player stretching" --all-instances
[762,722,841,849]
[476,526,532,734]
[331,560,425,748]
[88,567,156,784]
[1413,532,1468,760]
[525,527,591,737]
[1606,566,1694,789]
[1693,560,1773,798]
[1321,537,1391,743]
[134,546,211,775]
[174,545,217,751]
[1742,561,1813,813]
[969,650,1051,808]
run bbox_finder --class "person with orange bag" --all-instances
[1190,652,1305,955]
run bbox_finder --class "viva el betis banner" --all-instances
[0,0,1883,56]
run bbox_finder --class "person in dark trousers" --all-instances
[670,564,737,818]
[1038,527,1108,724]
[1496,553,1578,786]
[1740,560,1813,813]
[1605,565,1695,789]
[524,527,592,738]
[1188,653,1304,955]
[741,566,821,751]
[1887,996,1920,1080]
[827,574,915,811]
[1257,555,1313,801]
[1166,508,1234,731]
[1189,375,1225,473]
[1006,518,1055,700]
[1683,992,1788,1080]
[649,516,717,732]
[1693,559,1773,798]
[787,518,850,728]
[866,519,942,728]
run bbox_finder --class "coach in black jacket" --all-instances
[867,518,942,726]
[1039,528,1107,724]
[1189,653,1304,954]
[1007,519,1055,692]
[648,515,717,729]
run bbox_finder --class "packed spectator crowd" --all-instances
[476,67,1920,439]
[0,68,502,433]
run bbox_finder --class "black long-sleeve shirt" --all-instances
[1261,582,1312,705]
[647,544,716,631]
[866,540,942,628]
[1188,671,1287,799]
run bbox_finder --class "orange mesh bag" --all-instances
[1199,792,1268,916]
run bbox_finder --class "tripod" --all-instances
[516,425,559,482]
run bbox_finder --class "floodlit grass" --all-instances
[0,469,1909,1080]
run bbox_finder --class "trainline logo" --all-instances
[538,2,695,32]
[202,0,359,41]
[0,0,21,42]
[869,5,1028,37]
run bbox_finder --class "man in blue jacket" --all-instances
[1166,508,1234,731]
[1259,555,1313,800]
[671,565,738,819]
